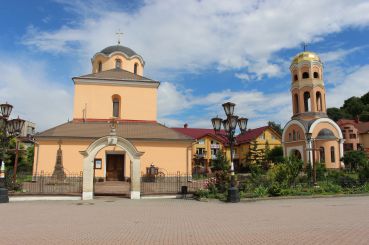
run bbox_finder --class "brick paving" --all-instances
[1,196,369,244]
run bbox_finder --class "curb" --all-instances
[9,196,82,202]
[141,194,193,199]
[240,193,369,203]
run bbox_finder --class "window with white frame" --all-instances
[198,138,205,145]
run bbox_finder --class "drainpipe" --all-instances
[33,140,40,182]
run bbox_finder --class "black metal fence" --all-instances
[141,172,206,195]
[5,171,83,195]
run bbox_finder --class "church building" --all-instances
[282,51,344,169]
[33,44,193,200]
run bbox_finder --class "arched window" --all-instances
[304,92,311,112]
[302,72,309,79]
[293,130,296,141]
[294,94,299,114]
[289,133,292,141]
[112,95,121,118]
[319,147,325,163]
[297,132,300,140]
[294,74,298,81]
[313,72,319,79]
[98,61,102,72]
[134,63,138,74]
[316,92,322,111]
[330,146,335,163]
[115,59,122,69]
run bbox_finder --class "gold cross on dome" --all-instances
[116,29,123,45]
[302,42,308,52]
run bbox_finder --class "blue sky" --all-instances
[1,0,369,131]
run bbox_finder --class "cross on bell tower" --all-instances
[302,42,308,52]
[116,29,123,45]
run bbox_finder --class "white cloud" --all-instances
[327,64,369,107]
[22,0,369,80]
[158,81,292,129]
[0,56,73,131]
[320,47,362,63]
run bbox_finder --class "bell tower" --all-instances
[289,51,327,120]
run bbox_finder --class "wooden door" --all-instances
[106,154,125,181]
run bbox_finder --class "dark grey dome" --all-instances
[317,129,336,139]
[100,45,138,57]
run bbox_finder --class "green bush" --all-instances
[358,161,369,184]
[267,164,288,186]
[194,189,210,199]
[319,183,342,194]
[266,156,303,187]
[341,150,368,172]
[253,186,268,197]
[316,163,327,181]
[268,184,282,196]
[328,170,358,188]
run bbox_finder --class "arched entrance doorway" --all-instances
[290,149,302,160]
[80,135,144,200]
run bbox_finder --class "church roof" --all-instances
[100,45,138,57]
[36,121,193,142]
[291,51,321,66]
[73,68,159,84]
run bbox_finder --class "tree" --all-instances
[327,107,349,121]
[266,146,284,163]
[268,121,283,135]
[342,97,365,118]
[245,140,265,165]
[4,139,33,173]
[327,92,369,121]
[341,150,368,172]
[359,111,369,122]
[211,151,229,172]
[360,91,369,105]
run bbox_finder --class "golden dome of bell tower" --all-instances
[289,51,327,120]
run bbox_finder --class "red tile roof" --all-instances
[172,125,277,145]
[337,119,369,134]
[235,126,269,144]
[171,127,227,143]
[357,122,369,134]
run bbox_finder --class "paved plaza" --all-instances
[1,196,369,244]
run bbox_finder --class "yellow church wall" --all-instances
[33,140,88,174]
[34,139,192,177]
[92,54,143,75]
[73,83,157,121]
[313,140,340,169]
[134,141,192,175]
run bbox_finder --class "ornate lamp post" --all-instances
[0,102,25,203]
[305,132,317,186]
[211,102,248,203]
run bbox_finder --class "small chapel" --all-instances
[282,51,344,169]
[34,43,193,200]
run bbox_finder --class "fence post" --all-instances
[80,171,83,193]
[40,171,44,193]
[177,171,180,193]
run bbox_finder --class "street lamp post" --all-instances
[211,102,248,203]
[305,132,317,186]
[0,102,25,203]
